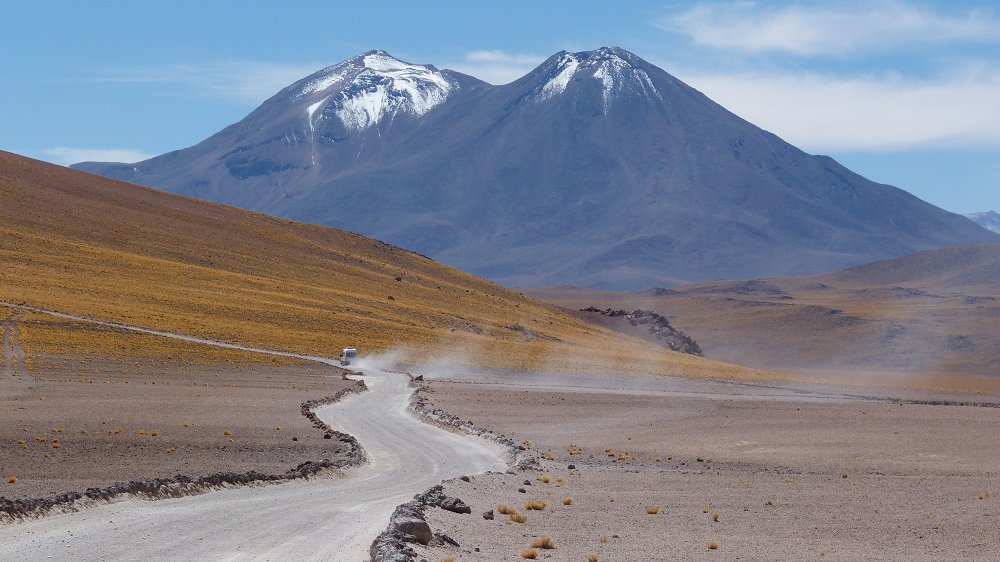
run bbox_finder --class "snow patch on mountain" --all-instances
[293,51,456,132]
[539,53,581,100]
[537,48,662,108]
[305,97,330,133]
[333,52,454,131]
[592,54,660,107]
[966,211,1000,233]
[298,66,352,98]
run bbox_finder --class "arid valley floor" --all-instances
[3,307,997,560]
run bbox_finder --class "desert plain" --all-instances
[6,304,997,561]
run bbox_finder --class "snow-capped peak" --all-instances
[539,52,582,99]
[295,50,457,132]
[966,210,1000,233]
[535,47,661,108]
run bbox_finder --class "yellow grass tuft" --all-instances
[563,496,573,505]
[537,475,551,483]
[524,500,547,511]
[713,512,719,522]
[707,540,720,550]
[645,506,660,514]
[7,476,16,484]
[588,555,599,562]
[497,504,515,515]
[528,535,556,549]
[223,430,232,436]
[508,511,527,524]
[520,549,539,559]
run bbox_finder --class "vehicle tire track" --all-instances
[1,308,25,378]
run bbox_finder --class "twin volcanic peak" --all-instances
[73,48,1000,290]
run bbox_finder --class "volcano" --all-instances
[75,48,999,289]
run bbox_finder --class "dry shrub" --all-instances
[563,496,573,505]
[529,535,556,549]
[520,549,538,559]
[588,555,599,562]
[537,475,551,483]
[508,511,527,524]
[707,540,720,550]
[701,508,709,513]
[524,500,547,510]
[645,506,660,515]
[599,535,609,544]
[7,476,16,484]
[497,504,515,515]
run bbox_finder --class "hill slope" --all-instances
[526,243,1000,388]
[0,150,763,378]
[74,48,999,289]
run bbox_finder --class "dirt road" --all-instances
[0,304,506,561]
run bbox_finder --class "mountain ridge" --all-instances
[74,48,1000,289]
[967,210,1000,233]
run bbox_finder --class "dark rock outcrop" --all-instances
[582,306,703,355]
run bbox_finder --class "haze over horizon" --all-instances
[3,0,999,214]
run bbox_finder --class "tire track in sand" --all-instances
[1,308,25,378]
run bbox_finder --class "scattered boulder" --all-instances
[438,497,472,514]
[393,516,432,545]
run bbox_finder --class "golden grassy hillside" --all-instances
[526,244,1000,390]
[0,151,767,379]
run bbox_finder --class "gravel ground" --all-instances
[409,375,1000,561]
[0,360,355,501]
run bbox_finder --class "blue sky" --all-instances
[3,0,998,213]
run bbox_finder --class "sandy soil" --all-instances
[0,358,355,501]
[408,374,1000,561]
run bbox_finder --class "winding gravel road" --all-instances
[0,304,507,561]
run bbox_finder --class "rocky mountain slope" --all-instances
[74,48,1000,289]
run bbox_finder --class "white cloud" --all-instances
[95,61,324,104]
[445,50,545,85]
[657,1,1000,56]
[42,147,158,165]
[679,68,1000,150]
